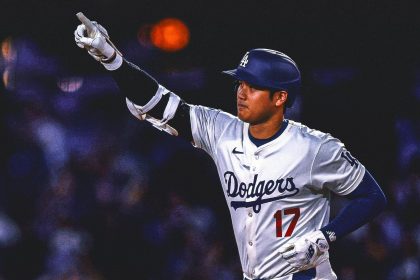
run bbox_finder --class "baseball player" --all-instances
[74,16,387,280]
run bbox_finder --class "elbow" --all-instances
[373,190,387,216]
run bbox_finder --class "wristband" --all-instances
[101,51,116,63]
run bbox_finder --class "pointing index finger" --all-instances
[76,12,96,37]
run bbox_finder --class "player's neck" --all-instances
[249,114,285,139]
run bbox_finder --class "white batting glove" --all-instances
[74,21,122,70]
[279,230,329,271]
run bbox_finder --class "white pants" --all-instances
[243,258,337,280]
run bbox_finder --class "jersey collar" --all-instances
[248,119,289,147]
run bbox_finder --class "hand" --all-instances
[74,21,115,62]
[279,230,329,271]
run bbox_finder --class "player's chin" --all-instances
[237,110,251,122]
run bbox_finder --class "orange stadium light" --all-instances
[1,37,16,62]
[150,18,190,52]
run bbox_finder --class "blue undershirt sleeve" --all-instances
[320,170,387,243]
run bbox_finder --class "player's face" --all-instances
[236,81,280,124]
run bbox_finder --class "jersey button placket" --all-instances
[252,153,260,172]
[245,209,256,276]
[246,153,257,276]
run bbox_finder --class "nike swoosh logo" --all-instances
[232,147,244,154]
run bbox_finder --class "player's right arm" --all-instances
[74,18,193,141]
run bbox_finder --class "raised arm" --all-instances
[74,14,193,141]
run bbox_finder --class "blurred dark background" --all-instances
[0,1,419,279]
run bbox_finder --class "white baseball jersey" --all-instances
[189,105,365,279]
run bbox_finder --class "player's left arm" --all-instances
[313,139,387,243]
[281,170,386,271]
[319,169,387,243]
[280,139,387,271]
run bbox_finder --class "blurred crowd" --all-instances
[0,37,419,280]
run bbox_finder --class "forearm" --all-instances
[321,170,387,242]
[108,59,193,140]
[110,59,160,105]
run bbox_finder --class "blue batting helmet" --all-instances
[223,48,301,107]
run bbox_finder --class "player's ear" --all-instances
[274,90,288,107]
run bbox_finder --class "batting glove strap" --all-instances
[305,230,330,253]
[102,52,123,71]
[279,230,330,270]
[320,228,337,244]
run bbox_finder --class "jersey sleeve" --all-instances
[310,136,366,195]
[189,105,236,157]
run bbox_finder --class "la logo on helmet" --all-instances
[239,52,249,67]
